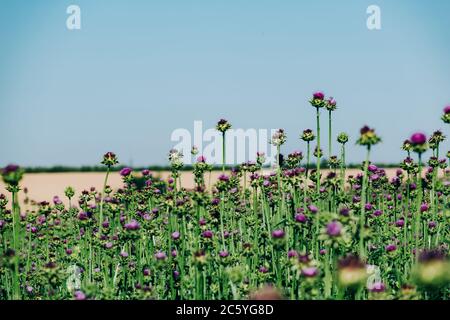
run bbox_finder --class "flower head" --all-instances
[356,126,381,147]
[337,132,349,144]
[101,152,119,167]
[119,167,132,177]
[442,106,450,123]
[271,229,285,239]
[216,119,232,133]
[1,164,24,187]
[301,129,315,142]
[326,221,342,237]
[271,129,287,146]
[309,91,326,108]
[168,149,184,169]
[325,97,337,111]
[410,132,428,154]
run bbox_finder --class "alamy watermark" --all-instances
[367,5,381,30]
[66,5,81,30]
[171,121,279,166]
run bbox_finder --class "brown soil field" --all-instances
[1,168,442,206]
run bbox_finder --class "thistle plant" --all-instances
[356,126,381,259]
[309,92,326,193]
[337,132,349,191]
[301,129,315,181]
[216,119,232,172]
[99,152,118,231]
[1,164,24,299]
[325,97,337,163]
[409,132,428,262]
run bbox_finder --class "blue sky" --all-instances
[1,0,449,167]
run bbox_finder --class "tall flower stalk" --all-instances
[356,126,381,259]
[1,164,24,299]
[309,92,326,193]
[337,132,349,191]
[99,152,118,231]
[216,119,232,172]
[325,97,337,164]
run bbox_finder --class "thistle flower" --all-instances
[326,221,342,237]
[168,149,184,169]
[402,140,412,153]
[337,132,349,144]
[202,230,213,238]
[155,251,167,260]
[428,130,446,150]
[119,167,132,177]
[301,129,315,142]
[309,91,326,108]
[325,97,337,111]
[442,105,450,123]
[101,152,119,167]
[256,152,266,166]
[171,231,181,240]
[1,164,24,188]
[124,220,140,231]
[356,126,381,147]
[301,267,318,278]
[216,119,232,133]
[64,186,75,200]
[286,151,303,168]
[191,145,199,156]
[271,129,287,146]
[271,229,285,239]
[410,132,428,154]
[313,146,323,158]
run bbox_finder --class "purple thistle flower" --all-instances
[369,282,386,293]
[385,244,397,252]
[77,212,89,221]
[301,267,318,278]
[287,250,298,258]
[339,207,350,217]
[271,229,285,239]
[171,231,180,240]
[258,266,269,273]
[444,105,450,114]
[410,133,427,145]
[307,205,318,214]
[155,251,167,260]
[295,213,307,223]
[373,209,383,217]
[218,174,229,182]
[74,291,86,300]
[219,251,229,258]
[202,230,213,238]
[313,92,325,100]
[326,221,342,237]
[395,219,405,228]
[420,203,429,213]
[119,167,132,177]
[124,219,140,231]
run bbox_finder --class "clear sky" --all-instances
[1,0,449,167]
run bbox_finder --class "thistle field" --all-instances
[1,95,449,300]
